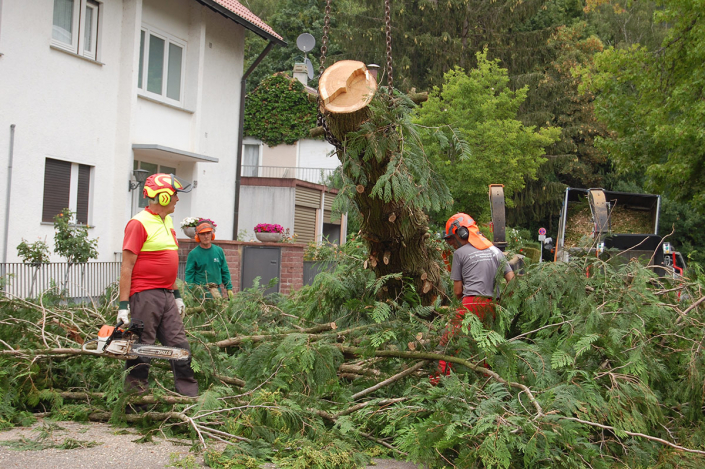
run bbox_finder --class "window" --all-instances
[42,158,92,224]
[133,161,176,209]
[52,0,100,60]
[242,143,260,176]
[138,27,185,104]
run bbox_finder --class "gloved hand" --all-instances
[228,290,234,300]
[175,297,186,317]
[117,304,130,326]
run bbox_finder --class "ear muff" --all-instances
[457,225,469,240]
[158,192,171,206]
[450,219,470,240]
[194,234,200,242]
[211,232,215,240]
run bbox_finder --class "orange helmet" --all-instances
[143,173,192,205]
[443,213,475,241]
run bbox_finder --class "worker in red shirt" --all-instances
[117,173,198,397]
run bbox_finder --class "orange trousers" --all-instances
[434,296,495,380]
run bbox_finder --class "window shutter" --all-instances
[76,164,91,224]
[42,159,71,222]
[295,206,317,243]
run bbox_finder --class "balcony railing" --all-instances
[241,166,337,185]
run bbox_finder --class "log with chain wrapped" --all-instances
[317,60,454,305]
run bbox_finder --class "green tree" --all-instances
[510,22,610,229]
[414,50,561,222]
[53,208,99,295]
[53,209,98,264]
[582,0,705,214]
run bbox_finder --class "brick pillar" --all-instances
[178,239,307,295]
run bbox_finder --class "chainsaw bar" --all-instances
[83,338,190,361]
[82,321,190,361]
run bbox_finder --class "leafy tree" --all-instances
[414,50,561,222]
[53,208,99,295]
[582,0,705,215]
[243,0,345,91]
[16,238,50,266]
[509,22,610,229]
[53,208,98,265]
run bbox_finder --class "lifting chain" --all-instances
[317,0,343,150]
[384,0,393,95]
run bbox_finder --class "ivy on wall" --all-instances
[244,73,318,147]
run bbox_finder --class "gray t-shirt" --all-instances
[450,244,512,298]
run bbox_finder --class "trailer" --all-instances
[554,188,686,275]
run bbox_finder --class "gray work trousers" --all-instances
[125,289,198,397]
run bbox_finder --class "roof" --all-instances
[195,0,286,46]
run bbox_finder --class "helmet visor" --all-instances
[170,174,192,193]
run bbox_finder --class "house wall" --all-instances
[297,139,337,170]
[0,0,128,262]
[261,143,295,168]
[0,0,249,262]
[238,183,295,240]
[177,238,305,295]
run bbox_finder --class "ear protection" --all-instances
[450,219,469,240]
[158,192,171,206]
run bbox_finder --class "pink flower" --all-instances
[254,223,284,233]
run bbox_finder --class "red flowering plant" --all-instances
[254,223,284,234]
[198,218,217,228]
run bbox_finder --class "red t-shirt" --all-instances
[123,210,179,297]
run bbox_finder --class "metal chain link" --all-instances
[317,0,343,150]
[384,0,393,95]
[319,0,332,76]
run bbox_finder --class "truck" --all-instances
[553,188,686,276]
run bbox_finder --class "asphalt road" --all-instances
[0,419,423,469]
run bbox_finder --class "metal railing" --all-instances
[0,262,187,301]
[241,165,337,185]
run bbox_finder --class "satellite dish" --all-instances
[304,57,314,80]
[296,33,316,53]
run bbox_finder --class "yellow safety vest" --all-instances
[131,210,178,252]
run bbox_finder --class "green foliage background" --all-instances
[244,73,318,147]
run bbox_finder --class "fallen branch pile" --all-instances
[1,243,705,468]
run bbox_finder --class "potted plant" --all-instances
[254,223,284,243]
[180,217,199,239]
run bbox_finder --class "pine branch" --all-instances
[338,346,544,417]
[560,416,705,456]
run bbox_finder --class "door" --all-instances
[241,246,281,295]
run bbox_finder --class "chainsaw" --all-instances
[82,320,190,361]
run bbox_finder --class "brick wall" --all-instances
[177,239,306,295]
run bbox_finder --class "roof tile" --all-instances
[212,0,283,41]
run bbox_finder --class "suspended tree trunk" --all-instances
[319,61,447,306]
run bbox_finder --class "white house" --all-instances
[0,0,284,262]
[239,68,347,245]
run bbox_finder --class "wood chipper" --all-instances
[554,188,686,276]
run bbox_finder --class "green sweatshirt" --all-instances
[185,245,233,290]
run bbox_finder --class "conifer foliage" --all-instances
[0,243,704,467]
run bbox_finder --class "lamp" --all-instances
[129,169,150,192]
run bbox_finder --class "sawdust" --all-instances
[564,201,655,248]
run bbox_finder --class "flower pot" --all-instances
[182,226,197,239]
[255,232,283,243]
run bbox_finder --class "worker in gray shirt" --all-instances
[433,213,514,382]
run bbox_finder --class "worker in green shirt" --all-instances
[185,219,234,299]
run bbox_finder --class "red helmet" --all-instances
[443,213,476,240]
[143,173,192,199]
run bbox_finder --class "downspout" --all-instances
[3,124,15,265]
[233,41,275,239]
